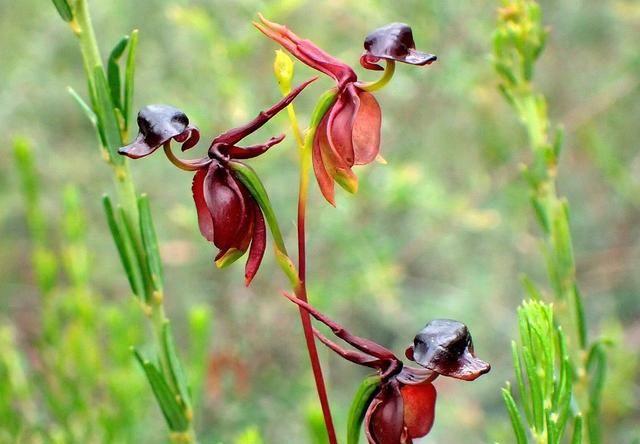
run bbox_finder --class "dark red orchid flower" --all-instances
[282,292,490,443]
[254,16,436,205]
[119,78,316,285]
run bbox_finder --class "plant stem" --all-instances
[282,91,338,444]
[71,0,140,221]
[64,1,196,439]
[295,146,338,444]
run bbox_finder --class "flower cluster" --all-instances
[119,15,489,442]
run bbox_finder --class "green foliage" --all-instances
[494,1,606,443]
[503,300,576,443]
[48,1,201,440]
[2,139,149,442]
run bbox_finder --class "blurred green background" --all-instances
[1,0,639,442]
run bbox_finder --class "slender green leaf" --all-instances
[571,415,583,444]
[138,194,164,292]
[573,284,587,349]
[133,349,189,431]
[511,340,531,423]
[587,343,606,412]
[102,195,143,298]
[495,61,518,86]
[502,388,528,444]
[530,196,550,234]
[51,0,73,22]
[545,409,556,444]
[555,356,573,440]
[93,66,124,162]
[67,86,97,126]
[347,375,381,444]
[107,35,130,112]
[119,207,153,303]
[161,323,192,414]
[124,30,139,133]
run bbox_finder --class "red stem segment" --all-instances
[296,185,338,444]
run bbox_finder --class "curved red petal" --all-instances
[192,168,214,242]
[368,382,405,444]
[400,382,437,439]
[360,53,385,71]
[353,89,382,165]
[312,114,336,206]
[244,206,266,286]
[364,394,383,444]
[322,88,360,194]
[203,165,247,251]
[327,88,358,168]
[226,134,285,159]
[255,15,356,85]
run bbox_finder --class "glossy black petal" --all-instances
[361,23,437,70]
[119,104,191,158]
[408,319,490,381]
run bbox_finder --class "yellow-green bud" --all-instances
[273,49,294,95]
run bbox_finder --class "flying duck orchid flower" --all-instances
[118,78,316,285]
[254,16,436,205]
[282,292,490,443]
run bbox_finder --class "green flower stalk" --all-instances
[493,1,606,442]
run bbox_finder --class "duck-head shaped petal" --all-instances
[361,23,437,71]
[119,104,199,159]
[406,319,490,381]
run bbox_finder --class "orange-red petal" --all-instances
[352,89,382,165]
[312,114,336,205]
[400,382,437,439]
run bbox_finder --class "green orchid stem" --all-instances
[357,60,396,92]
